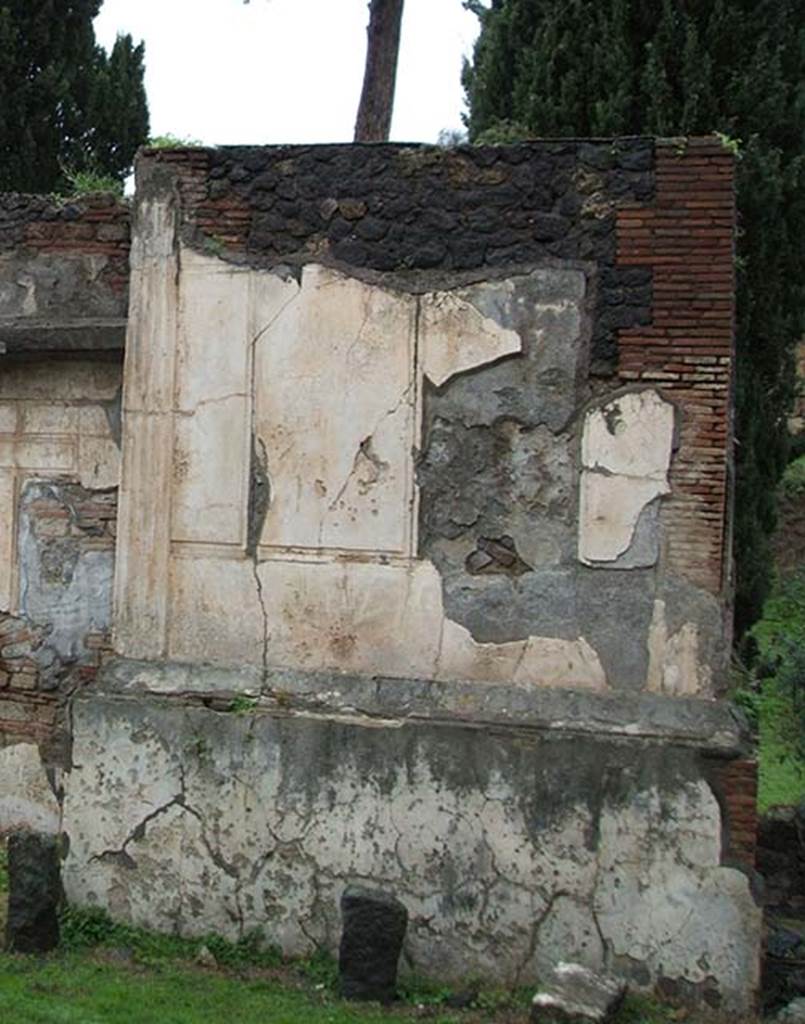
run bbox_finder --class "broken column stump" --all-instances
[339,885,408,1003]
[5,830,61,953]
[531,962,626,1024]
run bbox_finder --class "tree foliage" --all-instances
[0,0,148,193]
[463,0,805,631]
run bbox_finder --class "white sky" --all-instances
[94,0,480,147]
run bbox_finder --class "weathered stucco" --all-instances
[2,141,751,1016]
[114,190,725,693]
[0,741,59,834]
[62,665,760,1015]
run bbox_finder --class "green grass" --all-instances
[61,167,124,197]
[0,953,471,1024]
[758,680,805,811]
[0,949,683,1024]
[58,904,281,971]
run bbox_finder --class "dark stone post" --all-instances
[339,885,408,1003]
[5,831,61,953]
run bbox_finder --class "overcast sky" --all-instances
[94,0,480,147]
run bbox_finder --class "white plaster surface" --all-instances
[61,691,761,1012]
[0,742,60,835]
[172,250,251,545]
[419,288,520,387]
[578,390,674,565]
[254,264,417,555]
[594,781,761,1005]
[117,240,622,691]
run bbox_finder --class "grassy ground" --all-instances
[0,946,677,1024]
[0,846,679,1024]
[0,953,478,1024]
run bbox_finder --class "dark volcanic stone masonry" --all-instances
[339,886,408,1003]
[145,139,656,373]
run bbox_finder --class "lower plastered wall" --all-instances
[61,661,761,1016]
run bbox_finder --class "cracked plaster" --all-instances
[62,685,760,1013]
[579,390,675,566]
[118,228,616,689]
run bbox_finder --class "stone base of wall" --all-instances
[61,659,761,1016]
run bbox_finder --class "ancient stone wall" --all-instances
[0,193,127,831]
[113,140,733,697]
[0,143,761,1014]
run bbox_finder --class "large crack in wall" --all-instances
[61,682,761,1015]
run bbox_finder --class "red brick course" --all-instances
[17,194,131,297]
[616,138,735,595]
[709,758,758,869]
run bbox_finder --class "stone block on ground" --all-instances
[5,830,61,953]
[531,962,626,1024]
[339,885,408,1003]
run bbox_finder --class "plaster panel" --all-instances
[578,473,666,563]
[437,619,607,691]
[20,403,78,436]
[0,403,17,433]
[78,406,114,438]
[582,391,675,478]
[254,264,417,555]
[646,599,713,697]
[78,436,120,490]
[172,398,248,544]
[174,248,252,413]
[0,439,75,471]
[579,390,674,566]
[419,288,521,387]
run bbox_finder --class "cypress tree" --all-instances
[464,0,805,632]
[0,1,148,193]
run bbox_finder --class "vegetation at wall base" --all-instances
[0,890,681,1024]
[0,0,149,193]
[463,0,805,634]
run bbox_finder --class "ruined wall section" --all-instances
[0,195,128,821]
[0,192,129,353]
[124,141,734,695]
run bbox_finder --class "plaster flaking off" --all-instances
[121,237,610,690]
[646,599,713,696]
[578,390,674,565]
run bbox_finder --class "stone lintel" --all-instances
[0,319,127,354]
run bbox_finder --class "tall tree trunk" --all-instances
[354,0,404,142]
